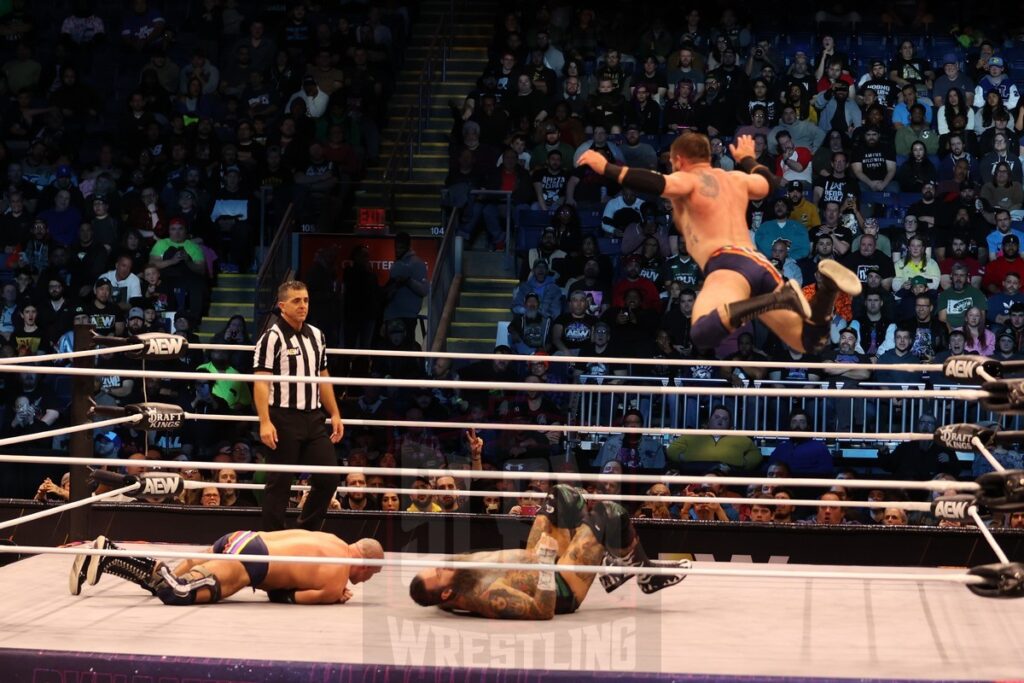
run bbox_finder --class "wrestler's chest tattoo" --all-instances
[502,570,537,594]
[697,172,719,198]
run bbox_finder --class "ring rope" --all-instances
[189,342,942,374]
[191,481,939,513]
[0,362,989,400]
[969,506,1012,563]
[0,544,986,585]
[0,345,144,365]
[0,483,140,533]
[0,454,979,493]
[973,437,1006,474]
[178,412,930,442]
[0,414,142,450]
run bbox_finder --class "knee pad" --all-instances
[154,566,222,606]
[539,484,587,530]
[584,501,636,552]
[690,311,729,352]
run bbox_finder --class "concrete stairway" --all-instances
[356,0,496,236]
[197,273,257,342]
[446,251,517,354]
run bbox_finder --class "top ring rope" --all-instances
[0,453,979,493]
[0,345,145,365]
[190,341,938,373]
[0,362,990,400]
[0,544,989,587]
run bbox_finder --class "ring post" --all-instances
[68,323,95,542]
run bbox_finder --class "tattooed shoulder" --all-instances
[697,172,719,198]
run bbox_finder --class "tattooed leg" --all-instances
[556,524,605,605]
[528,515,572,555]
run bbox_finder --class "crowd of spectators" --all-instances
[0,0,406,496]
[19,3,1024,529]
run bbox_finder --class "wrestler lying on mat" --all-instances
[409,484,687,619]
[69,529,383,605]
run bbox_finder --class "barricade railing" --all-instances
[571,376,1024,449]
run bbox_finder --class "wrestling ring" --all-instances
[0,332,1022,682]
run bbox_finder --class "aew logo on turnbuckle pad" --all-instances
[134,472,184,503]
[127,333,188,360]
[931,495,974,520]
[943,356,995,381]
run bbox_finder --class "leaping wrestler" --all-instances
[409,484,687,619]
[70,529,383,605]
[577,132,861,353]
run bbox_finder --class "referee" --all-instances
[253,280,344,531]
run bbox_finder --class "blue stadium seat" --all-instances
[579,210,602,233]
[597,238,621,255]
[857,34,889,55]
[930,36,960,51]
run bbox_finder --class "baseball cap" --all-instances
[989,56,1005,68]
[922,179,937,188]
[56,164,73,178]
[544,122,558,133]
[169,216,187,228]
[910,275,929,286]
[786,180,803,192]
[1004,233,1020,244]
[302,75,316,85]
[870,59,885,68]
[94,277,112,288]
[943,53,960,65]
[92,193,108,204]
[541,225,557,235]
[772,237,792,247]
[999,330,1016,342]
[1011,302,1024,314]
[128,307,144,320]
[625,122,640,132]
[386,319,406,333]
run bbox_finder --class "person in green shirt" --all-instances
[149,217,207,321]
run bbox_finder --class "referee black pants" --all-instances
[260,407,340,532]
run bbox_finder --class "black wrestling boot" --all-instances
[723,280,811,328]
[637,559,690,594]
[811,260,862,324]
[86,536,160,593]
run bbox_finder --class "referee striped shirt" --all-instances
[253,319,328,410]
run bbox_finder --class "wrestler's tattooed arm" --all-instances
[472,581,556,620]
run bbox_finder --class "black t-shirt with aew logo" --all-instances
[84,302,120,335]
[554,313,596,349]
[303,159,337,179]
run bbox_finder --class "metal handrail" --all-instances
[380,6,456,223]
[254,203,295,329]
[427,207,463,349]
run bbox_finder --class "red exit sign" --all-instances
[357,207,387,231]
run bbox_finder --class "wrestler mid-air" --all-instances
[410,485,688,619]
[70,529,383,605]
[577,133,861,353]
